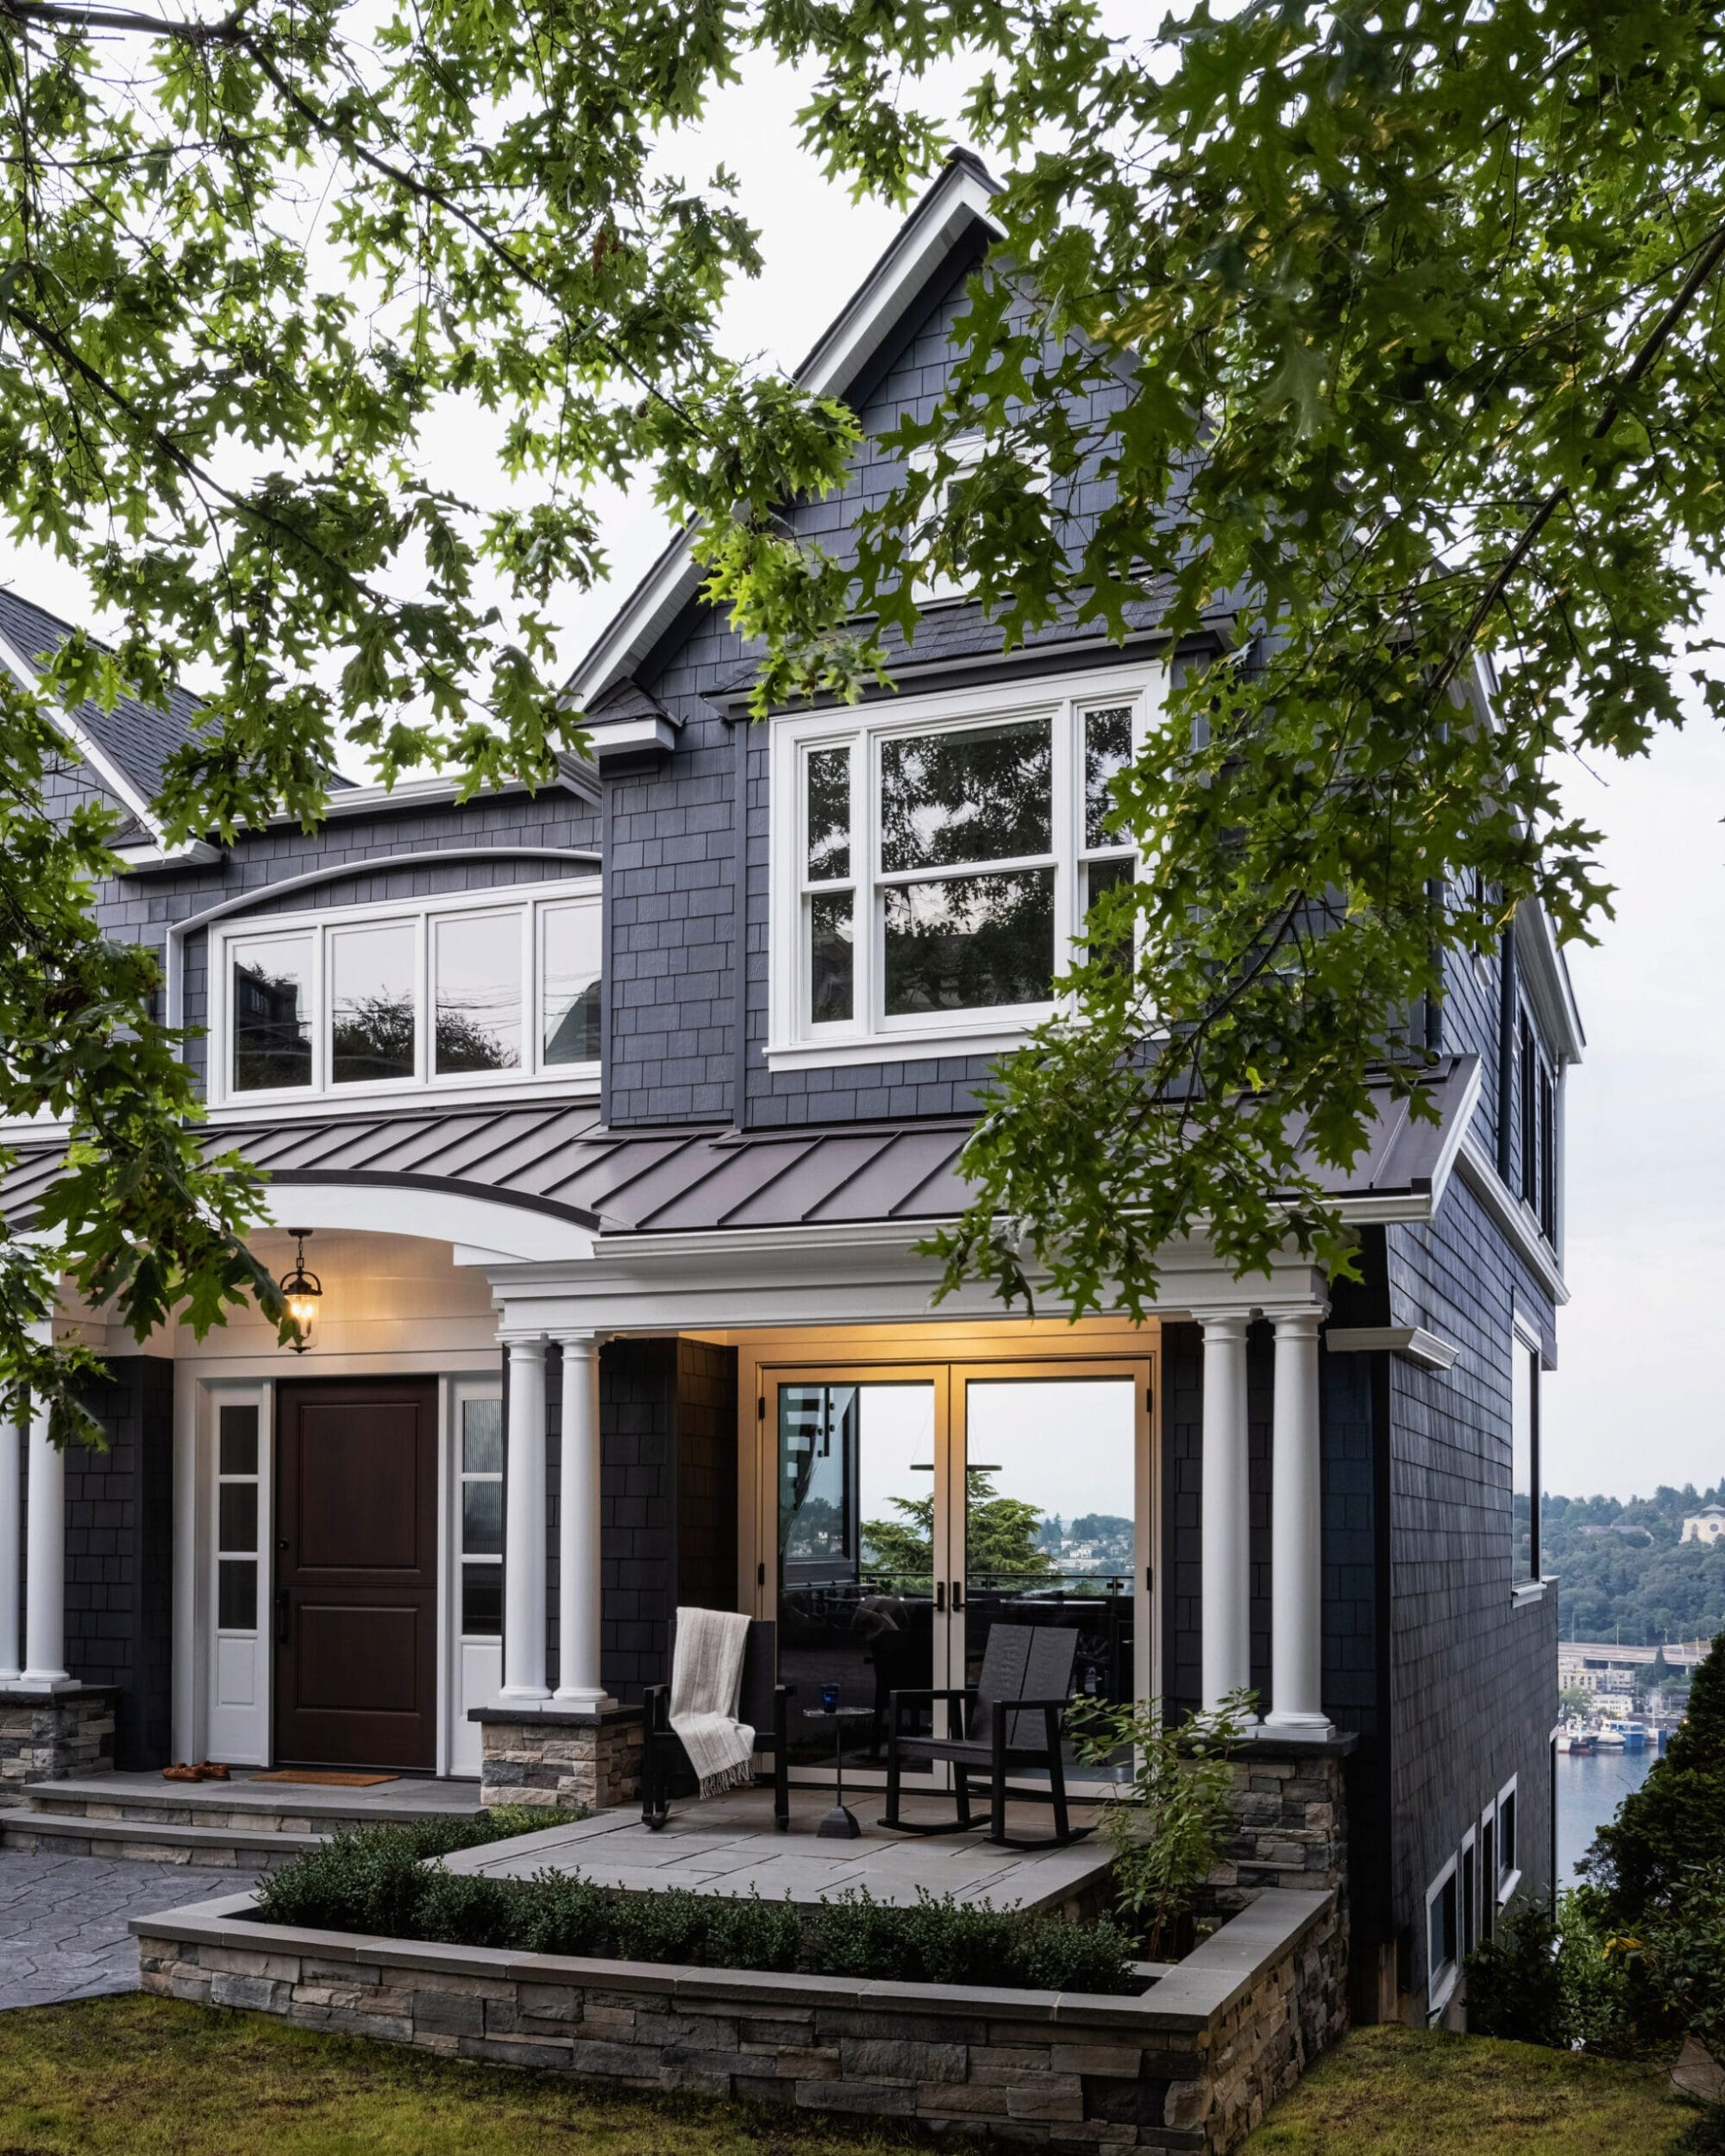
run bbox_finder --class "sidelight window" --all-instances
[216,1402,261,1633]
[215,878,600,1105]
[458,1396,504,1637]
[776,673,1154,1066]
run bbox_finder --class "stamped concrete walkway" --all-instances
[0,1849,261,2009]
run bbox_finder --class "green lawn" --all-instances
[0,1993,1704,2155]
[1244,2023,1697,2156]
[0,1993,925,2156]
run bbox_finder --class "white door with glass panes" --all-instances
[205,1382,272,1766]
[768,1359,1151,1793]
[448,1382,505,1777]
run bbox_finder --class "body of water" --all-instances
[1557,1745,1658,1887]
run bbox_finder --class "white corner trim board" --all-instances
[1324,1326,1461,1372]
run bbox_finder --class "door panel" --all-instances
[762,1353,1152,1793]
[957,1375,1139,1783]
[775,1376,944,1777]
[275,1380,438,1770]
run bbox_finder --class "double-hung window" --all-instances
[213,878,601,1107]
[775,673,1154,1068]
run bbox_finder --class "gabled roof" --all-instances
[0,587,201,830]
[565,150,1006,713]
[0,585,362,849]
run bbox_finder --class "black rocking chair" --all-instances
[880,1620,1093,1851]
[641,1615,794,1833]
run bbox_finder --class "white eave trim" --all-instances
[587,716,680,760]
[1326,1325,1459,1372]
[0,634,166,841]
[1516,899,1585,1064]
[273,756,599,824]
[565,158,1004,710]
[1457,1133,1569,1305]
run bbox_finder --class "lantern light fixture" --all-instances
[279,1229,322,1354]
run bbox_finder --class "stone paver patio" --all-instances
[0,1849,261,2009]
[443,1784,1110,1914]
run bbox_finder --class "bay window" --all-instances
[215,879,601,1105]
[775,671,1155,1067]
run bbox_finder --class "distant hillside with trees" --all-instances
[1540,1482,1725,1645]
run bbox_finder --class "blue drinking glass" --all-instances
[820,1682,840,1712]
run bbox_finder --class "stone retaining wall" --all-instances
[0,1684,116,1790]
[135,1884,1343,2153]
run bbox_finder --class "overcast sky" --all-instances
[4,47,1718,1504]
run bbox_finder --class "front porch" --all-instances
[3,1152,1375,1797]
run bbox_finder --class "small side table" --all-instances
[802,1706,874,1839]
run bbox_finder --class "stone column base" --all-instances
[1195,1728,1355,1916]
[0,1683,117,1790]
[471,1703,644,1811]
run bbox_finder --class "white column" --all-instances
[1265,1307,1334,1737]
[499,1336,550,1702]
[553,1333,611,1709]
[1198,1311,1255,1718]
[22,1394,67,1689]
[0,1411,21,1683]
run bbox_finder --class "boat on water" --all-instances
[1594,1723,1628,1750]
[1558,1727,1597,1755]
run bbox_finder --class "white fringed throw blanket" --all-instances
[669,1606,756,1798]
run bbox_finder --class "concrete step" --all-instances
[0,1809,326,1870]
[25,1774,486,1840]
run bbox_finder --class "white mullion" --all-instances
[1051,696,1076,965]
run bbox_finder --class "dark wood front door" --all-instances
[274,1379,438,1771]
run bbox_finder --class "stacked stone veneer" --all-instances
[475,1708,643,1812]
[137,1883,1343,2154]
[1206,1744,1351,1919]
[0,1686,116,1793]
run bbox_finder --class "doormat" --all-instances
[248,1770,399,1789]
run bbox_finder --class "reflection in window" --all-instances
[880,719,1051,873]
[435,912,521,1074]
[806,746,851,881]
[330,923,416,1084]
[883,868,1055,1014]
[231,937,313,1092]
[460,1396,504,1637]
[543,904,601,1065]
[1083,705,1134,848]
[809,893,854,1024]
[1511,1342,1539,1582]
[216,1402,260,1634]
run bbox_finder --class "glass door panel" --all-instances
[958,1376,1139,1783]
[777,1379,943,1776]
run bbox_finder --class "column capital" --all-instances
[498,1332,549,1357]
[1191,1307,1252,1338]
[1265,1304,1328,1338]
[549,1331,602,1356]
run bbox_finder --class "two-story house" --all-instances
[0,152,1579,2027]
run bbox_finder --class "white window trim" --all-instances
[1426,1852,1462,2020]
[1496,1773,1521,1904]
[767,664,1164,1072]
[1459,1824,1479,1961]
[209,874,601,1112]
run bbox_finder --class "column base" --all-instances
[491,1686,553,1708]
[552,1688,617,1712]
[471,1702,644,1813]
[1259,1711,1337,1740]
[0,1683,117,1787]
[15,1674,76,1695]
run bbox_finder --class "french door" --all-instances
[768,1356,1152,1792]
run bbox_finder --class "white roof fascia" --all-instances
[268,761,598,825]
[565,157,1006,711]
[1516,898,1585,1064]
[0,635,166,839]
